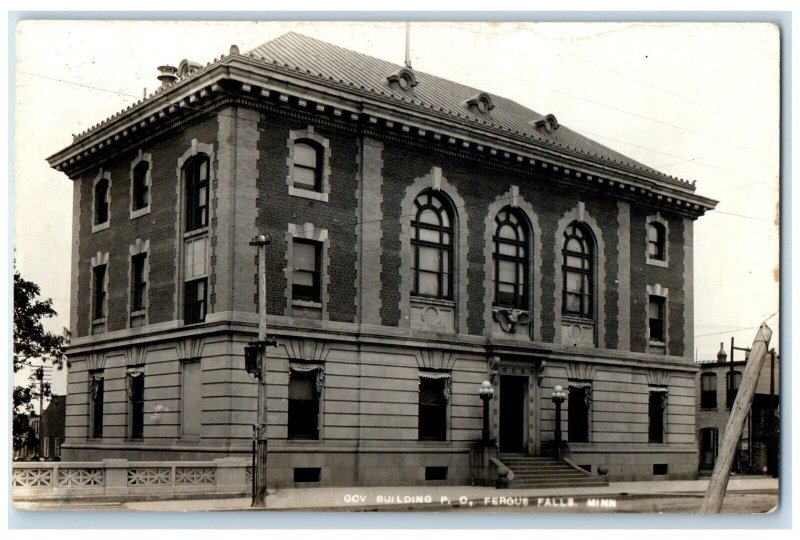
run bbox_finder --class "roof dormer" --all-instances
[178,59,203,78]
[532,113,560,134]
[387,67,418,93]
[464,92,494,115]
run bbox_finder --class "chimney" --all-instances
[716,342,728,363]
[157,65,178,88]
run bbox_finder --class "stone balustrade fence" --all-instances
[12,458,251,501]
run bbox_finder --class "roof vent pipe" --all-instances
[157,65,178,88]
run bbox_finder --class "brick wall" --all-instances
[76,117,219,337]
[256,115,359,323]
[629,208,686,355]
[379,140,634,343]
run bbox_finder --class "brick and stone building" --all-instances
[696,345,779,476]
[48,33,716,486]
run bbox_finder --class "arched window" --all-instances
[562,222,594,319]
[493,207,529,309]
[292,140,322,192]
[648,222,666,261]
[411,190,454,299]
[94,177,109,225]
[184,155,209,231]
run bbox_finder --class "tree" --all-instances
[13,269,66,452]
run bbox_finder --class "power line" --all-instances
[573,128,766,182]
[20,70,779,229]
[709,210,775,223]
[21,66,761,187]
[562,52,724,115]
[459,58,763,156]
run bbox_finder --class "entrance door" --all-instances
[699,427,718,470]
[499,376,527,453]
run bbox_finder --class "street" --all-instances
[15,490,778,514]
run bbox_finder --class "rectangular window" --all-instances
[648,296,665,342]
[184,279,207,324]
[700,373,717,409]
[55,438,60,458]
[93,264,106,320]
[43,437,49,458]
[648,390,667,443]
[418,377,447,441]
[567,385,590,443]
[185,158,209,231]
[292,240,321,303]
[133,162,150,211]
[184,236,208,324]
[288,370,320,440]
[181,360,202,438]
[90,373,104,439]
[95,179,109,225]
[727,371,742,409]
[129,373,145,439]
[131,253,147,312]
[184,237,207,279]
[648,223,665,260]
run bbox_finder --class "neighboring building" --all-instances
[47,33,716,485]
[37,395,67,460]
[696,345,779,476]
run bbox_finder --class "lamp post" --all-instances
[478,380,495,444]
[248,233,271,507]
[551,385,567,458]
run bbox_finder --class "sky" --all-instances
[11,20,780,401]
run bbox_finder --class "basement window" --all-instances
[653,464,668,476]
[425,467,448,481]
[293,467,321,483]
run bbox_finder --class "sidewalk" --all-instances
[113,476,778,512]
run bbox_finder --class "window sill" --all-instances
[562,314,595,325]
[91,221,110,234]
[649,340,666,346]
[646,257,669,268]
[292,299,322,309]
[130,309,147,317]
[289,185,329,202]
[411,296,455,308]
[130,206,151,220]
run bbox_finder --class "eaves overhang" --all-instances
[47,52,718,218]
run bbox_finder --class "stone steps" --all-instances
[498,454,608,489]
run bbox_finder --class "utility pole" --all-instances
[248,234,272,507]
[729,337,752,472]
[701,323,772,513]
[38,367,44,418]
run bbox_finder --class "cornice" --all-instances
[47,52,717,218]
